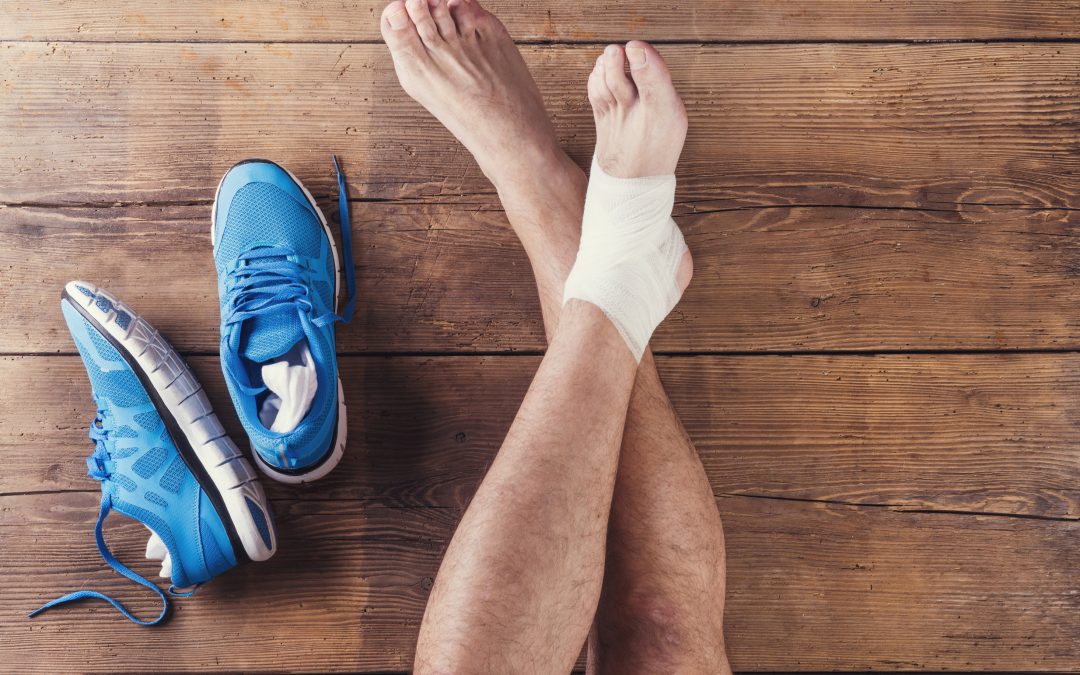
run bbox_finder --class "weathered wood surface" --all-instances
[5,355,1080,519]
[3,43,1078,208]
[3,0,1079,42]
[3,491,1078,672]
[3,203,1078,354]
[4,2,1080,672]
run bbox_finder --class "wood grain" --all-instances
[4,5,1080,672]
[5,354,1080,518]
[3,43,1077,208]
[3,491,1079,672]
[3,1,1078,42]
[3,203,1078,354]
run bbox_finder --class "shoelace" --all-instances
[334,155,357,323]
[222,248,330,326]
[220,156,357,396]
[28,410,170,626]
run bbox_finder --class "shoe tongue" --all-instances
[240,306,306,363]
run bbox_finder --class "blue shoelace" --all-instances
[28,410,171,626]
[333,155,358,324]
[221,156,356,396]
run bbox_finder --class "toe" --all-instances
[406,0,443,48]
[587,55,615,112]
[380,1,425,56]
[448,0,485,37]
[625,41,677,102]
[602,44,637,105]
[429,0,458,40]
[471,5,503,39]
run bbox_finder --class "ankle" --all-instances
[487,141,582,204]
[499,150,587,255]
[491,144,585,269]
[556,300,634,361]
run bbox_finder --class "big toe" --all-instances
[380,1,424,55]
[624,41,677,101]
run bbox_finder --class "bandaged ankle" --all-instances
[562,156,688,361]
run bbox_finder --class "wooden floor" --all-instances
[2,1,1080,672]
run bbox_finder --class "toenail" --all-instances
[387,7,409,28]
[605,45,620,59]
[627,47,647,69]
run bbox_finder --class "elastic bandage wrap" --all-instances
[563,156,689,362]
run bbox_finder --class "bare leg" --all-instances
[380,2,728,671]
[417,300,639,672]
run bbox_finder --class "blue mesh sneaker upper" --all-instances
[30,300,239,625]
[212,159,355,478]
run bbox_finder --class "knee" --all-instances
[593,590,726,674]
[595,591,687,664]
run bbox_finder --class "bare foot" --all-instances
[587,42,689,179]
[379,0,588,317]
[379,0,567,191]
[587,41,693,291]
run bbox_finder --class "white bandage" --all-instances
[563,156,689,361]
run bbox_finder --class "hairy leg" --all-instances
[380,2,729,671]
[416,299,639,673]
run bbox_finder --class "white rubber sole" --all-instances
[63,281,277,563]
[211,159,348,484]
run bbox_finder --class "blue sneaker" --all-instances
[31,282,277,625]
[212,158,355,484]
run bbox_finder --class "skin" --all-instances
[380,1,730,672]
[417,299,640,673]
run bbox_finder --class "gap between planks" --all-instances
[2,489,1075,524]
[10,347,1080,357]
[4,199,1080,212]
[3,38,1080,45]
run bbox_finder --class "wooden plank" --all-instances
[3,1,1078,42]
[2,42,1077,208]
[5,354,1080,518]
[2,203,1078,354]
[2,491,1078,671]
[0,202,544,354]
